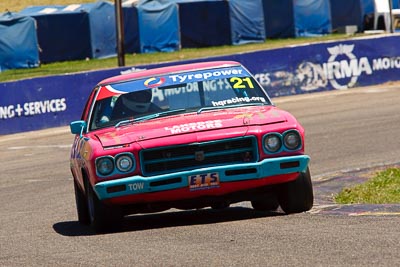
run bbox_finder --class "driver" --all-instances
[111,90,160,120]
[121,90,152,114]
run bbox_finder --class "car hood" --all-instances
[94,106,288,147]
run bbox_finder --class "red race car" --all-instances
[70,61,313,232]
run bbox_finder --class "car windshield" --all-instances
[89,65,272,130]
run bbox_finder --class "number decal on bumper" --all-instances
[188,172,220,191]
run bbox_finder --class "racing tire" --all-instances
[251,194,279,211]
[278,168,314,214]
[85,179,123,233]
[74,179,90,225]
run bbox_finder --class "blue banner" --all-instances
[1,35,400,135]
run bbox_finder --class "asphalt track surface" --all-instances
[1,84,400,266]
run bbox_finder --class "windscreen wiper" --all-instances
[197,103,266,114]
[115,109,186,127]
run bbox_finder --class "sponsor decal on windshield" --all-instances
[144,77,166,88]
[211,96,266,107]
[108,67,251,94]
[229,77,254,89]
[169,67,245,83]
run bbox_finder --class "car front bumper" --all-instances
[94,155,310,201]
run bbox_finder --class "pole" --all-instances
[115,0,125,66]
[389,0,394,33]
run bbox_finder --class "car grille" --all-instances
[140,136,258,176]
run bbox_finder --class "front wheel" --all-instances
[278,168,314,214]
[74,179,90,225]
[85,179,123,233]
[251,193,279,211]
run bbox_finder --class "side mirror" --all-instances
[70,120,87,137]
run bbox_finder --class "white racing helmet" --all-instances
[121,90,152,113]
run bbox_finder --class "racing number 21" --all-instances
[230,77,254,89]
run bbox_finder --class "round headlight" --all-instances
[96,157,114,176]
[284,131,301,150]
[115,154,134,172]
[264,134,282,153]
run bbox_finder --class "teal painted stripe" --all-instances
[94,155,310,200]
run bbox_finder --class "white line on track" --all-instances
[7,144,71,150]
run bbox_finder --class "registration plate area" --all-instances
[188,172,220,191]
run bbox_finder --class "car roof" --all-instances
[98,60,242,85]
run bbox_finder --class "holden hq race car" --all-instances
[70,61,313,232]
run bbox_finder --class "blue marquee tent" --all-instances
[229,0,266,45]
[20,5,92,63]
[330,0,363,32]
[136,0,180,53]
[122,5,140,54]
[0,12,39,72]
[360,0,374,15]
[263,0,332,38]
[19,1,139,63]
[293,0,332,36]
[263,0,295,38]
[173,0,231,48]
[81,1,140,56]
[80,1,119,59]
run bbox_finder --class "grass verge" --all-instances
[335,168,400,204]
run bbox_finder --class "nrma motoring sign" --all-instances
[243,35,400,97]
[298,43,398,90]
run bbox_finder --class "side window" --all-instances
[90,97,115,130]
[81,87,98,121]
